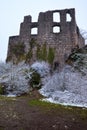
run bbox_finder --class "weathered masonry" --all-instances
[6,8,85,68]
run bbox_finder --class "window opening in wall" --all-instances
[31,28,38,35]
[53,12,60,22]
[66,13,72,22]
[53,26,60,33]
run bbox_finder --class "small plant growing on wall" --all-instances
[41,43,47,61]
[47,47,55,65]
[36,43,47,61]
[36,44,42,60]
[26,49,33,62]
[30,38,37,49]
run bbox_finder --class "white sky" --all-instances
[0,0,87,61]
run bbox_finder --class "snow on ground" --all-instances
[39,65,87,108]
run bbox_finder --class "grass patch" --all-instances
[0,95,16,101]
[29,99,87,120]
[29,99,66,114]
[29,99,60,107]
[76,108,87,120]
[29,99,74,111]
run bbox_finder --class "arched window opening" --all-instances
[31,28,38,35]
[53,26,60,33]
[53,12,60,22]
[66,13,72,22]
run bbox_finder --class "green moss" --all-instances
[79,109,87,120]
[10,42,25,63]
[41,43,47,61]
[12,42,25,56]
[0,95,16,101]
[36,43,47,61]
[30,38,37,49]
[47,47,55,64]
[29,99,63,109]
[26,49,33,62]
[36,45,42,60]
[29,99,87,120]
[36,44,55,65]
[9,39,56,66]
[25,38,37,62]
[7,42,25,62]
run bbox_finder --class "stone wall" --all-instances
[6,8,85,69]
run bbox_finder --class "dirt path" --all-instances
[0,92,87,130]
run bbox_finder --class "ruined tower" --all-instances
[6,8,85,68]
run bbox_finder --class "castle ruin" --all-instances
[6,8,85,69]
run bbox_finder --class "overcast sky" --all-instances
[0,0,87,61]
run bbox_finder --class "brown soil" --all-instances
[0,91,87,130]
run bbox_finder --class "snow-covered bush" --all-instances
[40,65,87,108]
[0,62,31,96]
[31,61,50,77]
[0,61,50,96]
[29,61,50,90]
